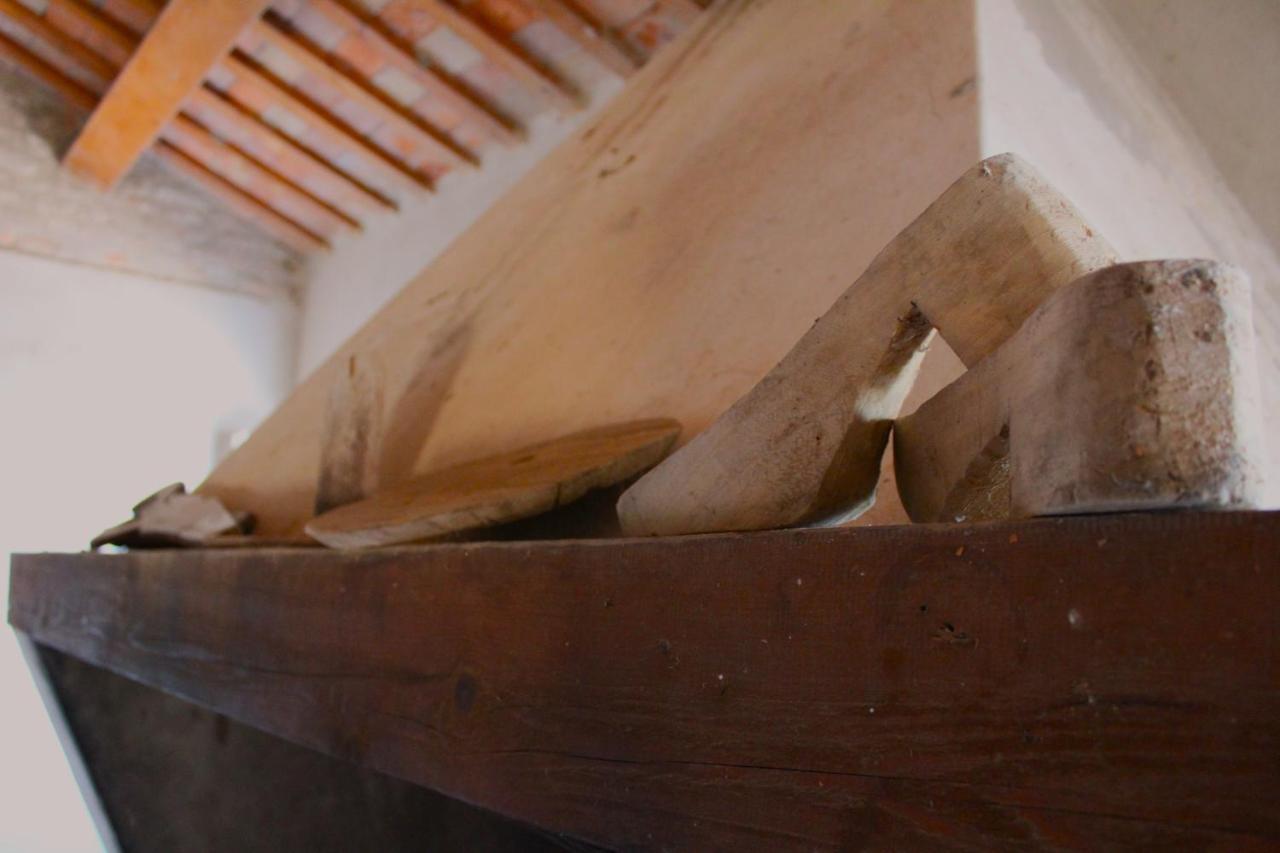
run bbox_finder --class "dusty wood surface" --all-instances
[201,0,982,536]
[63,0,271,188]
[307,419,679,547]
[11,511,1280,849]
[895,259,1267,522]
[618,153,1115,536]
[35,646,582,852]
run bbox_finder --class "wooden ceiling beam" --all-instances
[0,0,117,88]
[63,0,273,189]
[406,0,580,116]
[217,52,429,197]
[0,28,97,111]
[154,141,329,253]
[30,0,400,218]
[162,113,360,238]
[526,0,640,78]
[311,0,523,147]
[185,85,395,217]
[247,17,474,176]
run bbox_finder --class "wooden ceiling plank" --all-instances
[406,0,580,115]
[63,0,274,189]
[0,28,97,111]
[153,141,329,253]
[94,0,162,36]
[162,112,360,237]
[527,0,640,78]
[311,0,523,147]
[0,0,117,88]
[42,0,135,67]
[249,17,475,174]
[218,53,427,198]
[186,85,395,217]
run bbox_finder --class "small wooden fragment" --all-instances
[618,154,1116,536]
[894,259,1266,522]
[306,419,680,548]
[91,483,252,549]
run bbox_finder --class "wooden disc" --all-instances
[305,419,681,548]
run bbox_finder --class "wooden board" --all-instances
[201,0,983,536]
[10,511,1280,849]
[306,419,680,547]
[894,259,1267,522]
[63,0,272,188]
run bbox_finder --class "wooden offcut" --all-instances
[63,0,272,189]
[306,419,680,547]
[618,154,1116,536]
[894,259,1267,522]
[12,512,1280,848]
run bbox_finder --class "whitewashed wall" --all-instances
[0,249,297,852]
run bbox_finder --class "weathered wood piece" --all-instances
[306,419,680,548]
[894,259,1267,522]
[11,512,1280,849]
[618,154,1116,536]
[63,0,272,188]
[91,483,252,549]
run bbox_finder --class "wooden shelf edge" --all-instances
[10,510,1280,850]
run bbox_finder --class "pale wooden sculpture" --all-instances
[306,419,680,548]
[617,154,1117,536]
[894,259,1266,522]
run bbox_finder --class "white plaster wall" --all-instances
[978,0,1280,505]
[0,249,297,852]
[294,86,619,379]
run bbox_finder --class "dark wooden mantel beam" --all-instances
[10,512,1280,849]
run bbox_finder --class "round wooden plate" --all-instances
[305,419,681,548]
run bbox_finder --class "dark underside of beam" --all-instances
[10,511,1280,850]
[34,646,583,852]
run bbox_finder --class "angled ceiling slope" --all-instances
[0,0,707,253]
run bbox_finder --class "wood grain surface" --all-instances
[306,419,680,547]
[11,511,1280,849]
[199,0,983,536]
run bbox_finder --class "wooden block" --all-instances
[617,154,1116,536]
[306,419,680,547]
[894,259,1267,523]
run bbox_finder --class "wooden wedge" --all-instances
[894,259,1266,522]
[306,419,680,548]
[617,154,1116,536]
